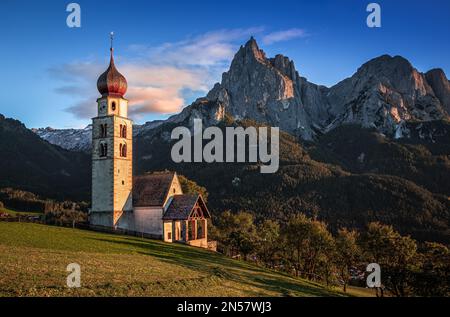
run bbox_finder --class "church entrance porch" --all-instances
[162,195,210,249]
[184,219,208,248]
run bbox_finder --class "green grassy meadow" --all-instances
[0,222,360,297]
[0,207,42,217]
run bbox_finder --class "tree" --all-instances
[283,214,335,281]
[412,242,450,297]
[361,222,418,297]
[334,228,361,292]
[283,214,310,277]
[214,211,257,259]
[256,220,280,268]
[305,219,335,284]
[178,174,209,202]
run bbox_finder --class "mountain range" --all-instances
[2,38,450,243]
[35,38,450,149]
[0,114,90,201]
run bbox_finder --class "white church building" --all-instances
[89,40,211,249]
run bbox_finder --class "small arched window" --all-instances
[100,124,107,138]
[100,143,107,157]
[121,144,127,158]
[119,124,127,138]
[111,102,116,111]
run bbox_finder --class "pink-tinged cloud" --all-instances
[128,86,184,115]
[52,64,208,119]
[122,65,210,116]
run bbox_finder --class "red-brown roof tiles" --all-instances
[133,172,175,207]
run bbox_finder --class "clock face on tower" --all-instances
[99,100,107,115]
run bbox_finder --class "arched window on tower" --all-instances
[100,143,107,157]
[121,143,127,158]
[119,124,127,138]
[100,124,107,138]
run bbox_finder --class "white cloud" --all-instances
[133,27,265,67]
[262,28,307,45]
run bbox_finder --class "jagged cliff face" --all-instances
[326,55,450,135]
[168,38,318,140]
[425,68,450,115]
[207,39,314,139]
[36,38,450,147]
[167,38,450,140]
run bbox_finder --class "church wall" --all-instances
[173,221,182,241]
[91,159,114,212]
[106,97,121,117]
[163,221,173,242]
[133,207,164,236]
[116,211,135,231]
[119,99,128,117]
[92,116,114,213]
[112,116,133,213]
[89,211,114,227]
[163,174,184,207]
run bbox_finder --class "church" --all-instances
[89,40,211,249]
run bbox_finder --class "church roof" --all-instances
[133,172,175,207]
[163,194,210,220]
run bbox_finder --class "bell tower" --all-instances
[90,33,133,228]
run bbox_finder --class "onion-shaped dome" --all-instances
[97,48,127,97]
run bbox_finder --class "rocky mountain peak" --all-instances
[326,53,450,136]
[203,37,317,138]
[232,37,267,66]
[360,54,413,70]
[232,38,298,80]
[425,68,450,114]
[356,55,417,87]
[426,68,447,79]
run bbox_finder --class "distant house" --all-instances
[89,41,211,249]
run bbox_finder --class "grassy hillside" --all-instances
[0,206,42,217]
[0,222,347,297]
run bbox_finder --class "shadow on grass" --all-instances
[87,236,340,297]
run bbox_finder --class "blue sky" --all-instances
[1,0,449,128]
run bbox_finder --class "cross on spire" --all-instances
[110,32,114,52]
